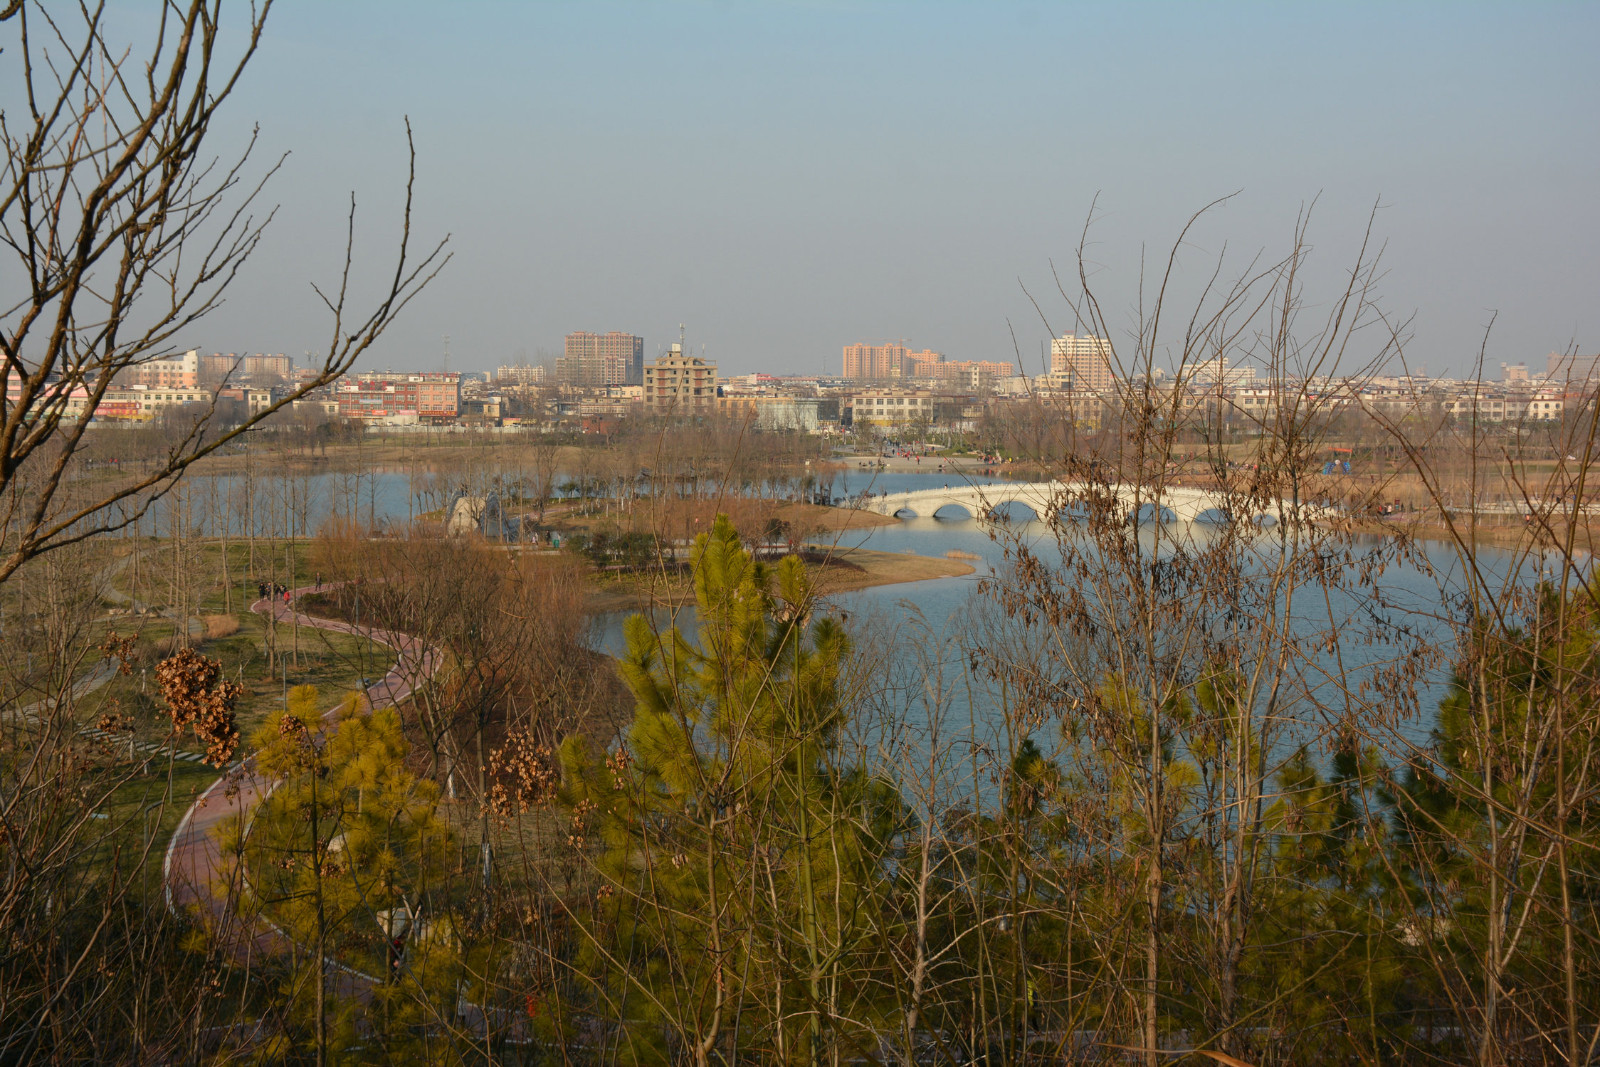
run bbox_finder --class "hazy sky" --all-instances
[105,3,1600,377]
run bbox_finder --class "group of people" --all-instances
[256,581,291,604]
[255,573,325,604]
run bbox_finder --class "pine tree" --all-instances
[561,514,894,1065]
[237,685,459,1060]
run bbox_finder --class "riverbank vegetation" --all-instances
[3,26,1597,1057]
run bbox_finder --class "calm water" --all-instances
[149,467,1539,754]
[588,472,1557,761]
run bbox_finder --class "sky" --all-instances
[85,2,1600,377]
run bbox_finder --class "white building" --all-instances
[117,348,200,389]
[851,388,934,428]
[496,363,547,384]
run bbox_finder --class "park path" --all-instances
[163,582,442,989]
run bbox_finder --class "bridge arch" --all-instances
[1134,502,1177,525]
[989,499,1041,522]
[863,481,1307,527]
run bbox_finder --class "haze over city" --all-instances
[93,1,1600,378]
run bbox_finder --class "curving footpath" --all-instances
[163,583,442,986]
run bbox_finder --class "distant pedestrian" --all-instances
[315,572,322,591]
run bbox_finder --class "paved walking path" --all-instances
[163,582,442,992]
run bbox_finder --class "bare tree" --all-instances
[0,0,450,585]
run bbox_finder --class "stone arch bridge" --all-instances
[860,481,1295,524]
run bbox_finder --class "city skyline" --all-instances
[71,2,1600,381]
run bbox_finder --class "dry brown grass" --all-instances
[584,545,974,614]
[202,614,240,640]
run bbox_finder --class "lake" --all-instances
[588,472,1558,763]
[148,467,1542,757]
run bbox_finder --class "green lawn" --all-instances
[71,759,224,902]
[36,539,399,756]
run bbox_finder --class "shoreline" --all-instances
[1341,516,1600,555]
[584,545,976,615]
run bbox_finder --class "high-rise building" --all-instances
[198,352,293,384]
[843,341,910,380]
[1546,351,1600,382]
[903,356,1015,383]
[899,348,944,378]
[843,342,1010,384]
[1049,334,1116,390]
[645,344,718,414]
[557,331,643,386]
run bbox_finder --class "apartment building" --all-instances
[57,385,271,422]
[843,341,942,380]
[556,331,644,386]
[1546,352,1600,382]
[844,341,904,379]
[901,353,1016,387]
[1049,334,1116,391]
[117,349,199,389]
[644,345,718,414]
[336,371,461,423]
[1188,357,1255,388]
[842,342,1009,384]
[496,363,547,384]
[897,348,947,378]
[199,352,292,383]
[1440,391,1569,422]
[718,395,836,433]
[1523,390,1566,419]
